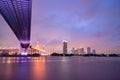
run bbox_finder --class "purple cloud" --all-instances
[0,0,120,53]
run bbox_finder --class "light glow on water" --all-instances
[0,57,120,80]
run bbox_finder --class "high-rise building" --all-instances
[63,40,68,54]
[87,47,91,54]
[0,0,32,55]
[71,48,75,54]
[92,50,96,54]
[74,48,85,54]
[80,48,85,54]
[74,49,80,54]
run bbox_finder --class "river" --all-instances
[0,56,120,80]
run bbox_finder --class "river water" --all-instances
[0,56,120,80]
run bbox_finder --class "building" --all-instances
[74,48,85,54]
[92,50,96,54]
[0,49,19,55]
[74,49,80,54]
[63,40,68,54]
[71,47,96,55]
[71,48,75,54]
[0,0,32,55]
[80,48,85,54]
[87,47,91,54]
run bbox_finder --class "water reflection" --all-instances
[0,57,46,63]
[32,57,46,80]
[0,57,47,80]
[0,57,120,80]
[5,60,13,80]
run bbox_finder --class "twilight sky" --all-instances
[0,0,120,54]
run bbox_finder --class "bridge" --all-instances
[0,0,32,55]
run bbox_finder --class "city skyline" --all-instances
[0,0,120,54]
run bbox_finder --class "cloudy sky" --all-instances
[0,0,120,53]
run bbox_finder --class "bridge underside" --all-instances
[0,0,32,55]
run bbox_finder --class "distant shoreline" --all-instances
[50,53,120,57]
[0,53,120,57]
[0,53,40,57]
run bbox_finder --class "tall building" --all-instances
[92,50,96,54]
[87,47,91,54]
[74,48,85,54]
[80,48,85,54]
[71,48,75,54]
[63,40,68,54]
[74,49,80,54]
[0,0,32,55]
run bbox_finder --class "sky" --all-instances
[0,0,120,54]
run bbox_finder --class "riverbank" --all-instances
[0,53,120,57]
[50,53,120,57]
